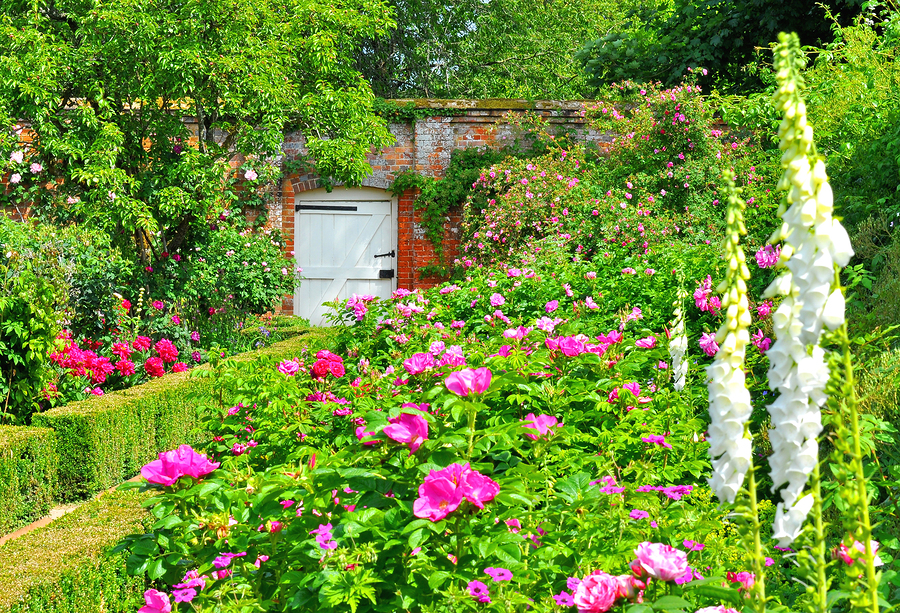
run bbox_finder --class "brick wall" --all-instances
[279,99,613,313]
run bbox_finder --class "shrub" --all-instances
[459,80,780,269]
[0,426,56,535]
[0,249,58,424]
[0,488,151,613]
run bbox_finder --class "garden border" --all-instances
[0,330,326,529]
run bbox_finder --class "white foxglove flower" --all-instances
[773,494,815,548]
[706,171,753,503]
[764,34,852,545]
[669,289,689,391]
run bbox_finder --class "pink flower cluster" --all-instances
[699,332,719,357]
[755,244,781,268]
[346,293,376,320]
[546,333,614,357]
[50,341,114,384]
[413,462,499,521]
[752,329,772,353]
[608,382,652,407]
[693,275,721,314]
[310,522,338,550]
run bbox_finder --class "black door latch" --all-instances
[374,250,396,258]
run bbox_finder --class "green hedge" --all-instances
[32,334,314,502]
[0,427,57,535]
[0,488,151,613]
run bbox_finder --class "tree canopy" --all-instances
[577,0,866,92]
[0,0,396,260]
[355,0,640,100]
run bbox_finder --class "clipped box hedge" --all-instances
[0,427,57,535]
[0,488,151,613]
[32,334,312,502]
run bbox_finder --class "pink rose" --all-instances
[573,572,619,613]
[383,413,429,454]
[490,292,505,307]
[141,445,220,486]
[355,425,380,445]
[403,352,435,375]
[278,359,300,376]
[445,367,491,396]
[413,463,499,521]
[155,338,179,363]
[523,413,558,440]
[144,356,165,378]
[545,300,559,313]
[699,332,719,357]
[635,335,657,348]
[460,468,500,508]
[633,542,689,582]
[412,475,464,522]
[138,589,172,613]
[557,336,585,357]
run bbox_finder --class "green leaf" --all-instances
[147,557,166,580]
[428,571,450,589]
[684,584,741,605]
[651,595,692,611]
[826,590,851,609]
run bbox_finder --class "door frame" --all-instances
[293,186,398,321]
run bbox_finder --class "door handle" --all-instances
[374,250,395,258]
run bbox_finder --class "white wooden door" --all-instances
[294,187,397,325]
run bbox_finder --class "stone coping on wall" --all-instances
[388,98,594,111]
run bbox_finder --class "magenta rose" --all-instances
[144,356,165,378]
[155,338,179,363]
[459,469,500,509]
[311,359,330,379]
[573,572,619,613]
[403,352,435,375]
[383,412,429,454]
[138,589,172,613]
[557,336,585,357]
[413,462,499,521]
[277,359,300,376]
[633,541,689,582]
[141,444,220,486]
[412,475,463,521]
[115,359,136,376]
[523,413,559,440]
[444,367,492,397]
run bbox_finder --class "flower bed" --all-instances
[118,269,783,611]
[116,54,900,608]
[31,334,319,503]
